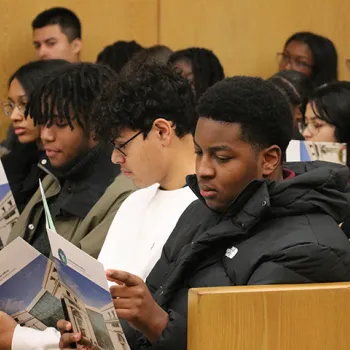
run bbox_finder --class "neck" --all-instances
[159,134,196,190]
[36,139,44,151]
[52,144,105,182]
[267,165,283,181]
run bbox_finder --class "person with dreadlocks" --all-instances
[59,76,350,350]
[96,40,144,74]
[0,63,136,350]
[1,60,198,350]
[168,47,225,101]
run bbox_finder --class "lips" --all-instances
[14,127,26,136]
[199,184,217,198]
[45,148,60,158]
[121,168,133,177]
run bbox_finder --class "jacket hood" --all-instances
[187,161,350,225]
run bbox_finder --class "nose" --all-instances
[10,107,23,122]
[40,125,55,143]
[196,156,215,179]
[302,127,312,140]
[111,149,125,164]
[37,46,49,60]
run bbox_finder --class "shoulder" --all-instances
[103,175,138,202]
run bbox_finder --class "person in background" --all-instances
[6,62,135,258]
[277,31,338,87]
[300,82,350,145]
[299,81,350,236]
[32,7,82,62]
[268,70,314,139]
[168,47,225,101]
[59,76,350,350]
[146,45,173,64]
[96,40,144,74]
[1,60,69,212]
[2,62,198,350]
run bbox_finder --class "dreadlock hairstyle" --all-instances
[96,40,144,74]
[27,63,117,131]
[168,47,225,101]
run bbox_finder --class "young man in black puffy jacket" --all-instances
[59,76,350,350]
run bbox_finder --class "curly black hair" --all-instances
[96,40,144,74]
[197,76,293,153]
[93,62,197,142]
[27,62,117,130]
[168,47,225,100]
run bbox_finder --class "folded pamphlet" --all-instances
[0,180,129,350]
[286,140,347,165]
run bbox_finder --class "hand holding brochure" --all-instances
[39,180,130,350]
[0,180,129,350]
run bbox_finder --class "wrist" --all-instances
[142,305,169,343]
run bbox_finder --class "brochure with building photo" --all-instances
[0,161,19,249]
[286,140,347,165]
[0,237,64,329]
[39,181,130,350]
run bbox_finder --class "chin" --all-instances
[205,198,226,213]
[18,136,36,144]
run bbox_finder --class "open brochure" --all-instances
[0,161,19,249]
[0,181,129,350]
[286,140,347,165]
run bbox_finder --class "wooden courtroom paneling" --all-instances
[0,0,158,141]
[160,0,350,80]
[188,283,350,350]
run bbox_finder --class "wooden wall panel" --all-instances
[160,0,350,80]
[0,0,158,141]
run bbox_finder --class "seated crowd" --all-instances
[0,5,349,350]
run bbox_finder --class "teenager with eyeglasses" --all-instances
[277,31,338,87]
[1,61,197,350]
[1,60,69,212]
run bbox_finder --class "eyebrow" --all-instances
[33,37,57,44]
[284,50,309,60]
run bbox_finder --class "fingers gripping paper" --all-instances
[0,181,130,349]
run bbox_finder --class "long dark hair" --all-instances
[9,59,69,96]
[284,32,338,86]
[169,47,225,101]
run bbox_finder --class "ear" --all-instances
[152,118,173,146]
[72,38,82,56]
[261,145,282,177]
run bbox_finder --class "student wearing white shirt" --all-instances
[7,62,197,350]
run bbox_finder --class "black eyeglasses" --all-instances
[277,52,313,70]
[112,131,142,157]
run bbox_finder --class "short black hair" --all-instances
[32,7,81,41]
[96,40,144,74]
[268,70,314,114]
[93,62,197,142]
[307,81,350,145]
[197,76,293,153]
[284,32,338,86]
[27,63,117,130]
[9,59,69,97]
[168,47,225,100]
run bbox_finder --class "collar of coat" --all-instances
[38,143,120,218]
[186,161,350,229]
